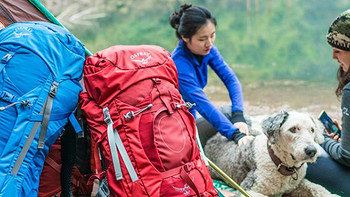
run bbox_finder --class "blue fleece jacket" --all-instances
[171,40,245,140]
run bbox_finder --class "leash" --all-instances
[195,127,251,197]
[207,158,252,197]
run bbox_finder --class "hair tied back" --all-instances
[180,3,192,11]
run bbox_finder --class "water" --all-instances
[204,80,342,121]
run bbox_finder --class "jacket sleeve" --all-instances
[322,87,350,167]
[175,57,239,140]
[208,46,245,123]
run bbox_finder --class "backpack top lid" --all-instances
[82,45,179,106]
[0,21,85,81]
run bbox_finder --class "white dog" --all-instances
[205,111,339,197]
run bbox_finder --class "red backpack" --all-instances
[79,45,218,196]
[38,123,94,197]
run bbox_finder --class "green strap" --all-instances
[27,0,92,56]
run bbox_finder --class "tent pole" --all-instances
[207,158,252,197]
[28,0,92,56]
[195,128,251,197]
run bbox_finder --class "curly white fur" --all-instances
[205,111,339,197]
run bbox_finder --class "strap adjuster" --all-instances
[1,53,13,64]
[49,81,59,98]
[103,107,112,125]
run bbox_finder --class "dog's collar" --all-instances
[267,143,304,180]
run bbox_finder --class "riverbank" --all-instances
[205,80,341,121]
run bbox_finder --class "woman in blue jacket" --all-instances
[169,4,253,145]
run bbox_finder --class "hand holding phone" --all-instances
[318,110,341,138]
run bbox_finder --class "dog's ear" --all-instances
[262,111,289,144]
[310,116,325,144]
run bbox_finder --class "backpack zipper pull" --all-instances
[124,104,152,120]
[176,102,196,109]
[0,100,31,111]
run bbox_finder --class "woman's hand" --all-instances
[326,119,342,142]
[238,136,254,146]
[234,122,250,135]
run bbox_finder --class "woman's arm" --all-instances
[173,55,244,141]
[208,46,245,122]
[322,88,350,167]
[178,69,242,140]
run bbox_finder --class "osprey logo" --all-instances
[130,51,151,65]
[172,184,191,196]
[14,26,32,38]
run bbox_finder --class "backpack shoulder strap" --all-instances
[45,156,61,173]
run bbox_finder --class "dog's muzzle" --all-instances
[304,145,317,158]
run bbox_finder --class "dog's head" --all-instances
[262,111,324,163]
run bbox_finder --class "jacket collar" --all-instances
[179,39,205,67]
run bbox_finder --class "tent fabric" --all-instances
[0,0,49,27]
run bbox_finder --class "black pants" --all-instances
[196,116,217,148]
[306,148,350,196]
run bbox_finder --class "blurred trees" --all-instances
[41,0,348,82]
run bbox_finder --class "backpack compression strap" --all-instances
[11,81,58,175]
[38,81,59,149]
[103,107,138,182]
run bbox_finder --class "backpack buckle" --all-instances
[1,52,14,64]
[183,162,194,173]
[103,107,112,125]
[152,78,161,84]
[0,91,16,103]
[49,81,59,98]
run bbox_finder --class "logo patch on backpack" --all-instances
[172,184,191,196]
[130,51,151,65]
[14,26,32,38]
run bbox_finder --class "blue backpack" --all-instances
[0,21,85,196]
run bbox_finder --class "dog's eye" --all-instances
[289,127,299,133]
[311,128,315,133]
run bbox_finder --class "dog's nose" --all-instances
[305,145,317,158]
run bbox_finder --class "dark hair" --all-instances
[169,4,217,40]
[336,68,350,97]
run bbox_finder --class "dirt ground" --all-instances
[205,80,342,122]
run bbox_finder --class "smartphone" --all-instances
[318,110,341,137]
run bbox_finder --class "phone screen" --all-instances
[318,111,341,137]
